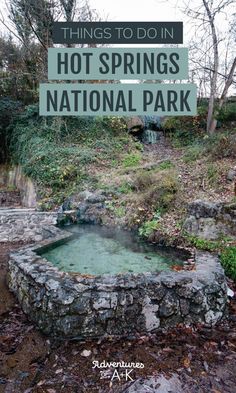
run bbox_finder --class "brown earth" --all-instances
[0,190,21,209]
[1,243,236,393]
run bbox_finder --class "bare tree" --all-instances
[210,56,236,131]
[2,0,99,50]
[0,0,100,80]
[183,0,235,133]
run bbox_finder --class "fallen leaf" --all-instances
[171,265,183,271]
[81,349,92,357]
[162,347,174,353]
[37,380,46,386]
[55,368,63,374]
[203,361,209,372]
[183,357,191,368]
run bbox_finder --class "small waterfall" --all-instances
[142,129,160,144]
[141,115,161,129]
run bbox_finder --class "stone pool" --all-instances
[38,224,184,275]
[7,225,228,339]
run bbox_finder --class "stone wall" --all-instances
[8,234,228,339]
[183,200,236,240]
[0,209,59,242]
[0,165,37,208]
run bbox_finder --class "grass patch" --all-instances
[183,144,203,163]
[158,160,175,170]
[139,219,161,237]
[220,246,236,280]
[186,236,220,251]
[182,131,236,164]
[122,153,142,168]
[204,132,236,159]
[105,200,126,218]
[185,234,233,252]
[206,163,220,186]
[117,182,133,194]
[133,169,179,212]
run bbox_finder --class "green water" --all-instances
[40,225,183,275]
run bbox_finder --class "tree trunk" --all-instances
[202,0,219,134]
[208,56,236,134]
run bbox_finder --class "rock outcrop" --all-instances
[183,200,236,240]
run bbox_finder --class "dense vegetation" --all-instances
[7,105,140,208]
[221,246,236,281]
[0,1,235,281]
[1,97,235,273]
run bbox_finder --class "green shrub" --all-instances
[0,98,22,163]
[182,131,236,163]
[132,171,153,191]
[114,206,126,218]
[122,153,142,168]
[11,128,96,183]
[217,103,236,122]
[220,246,236,280]
[139,219,161,237]
[170,130,201,148]
[206,163,219,185]
[8,105,138,207]
[163,108,210,148]
[204,132,236,159]
[164,107,208,132]
[117,182,133,194]
[133,169,179,211]
[183,144,203,163]
[0,98,22,129]
[104,201,126,218]
[101,116,128,134]
[186,235,220,251]
[163,117,182,130]
[158,160,175,170]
